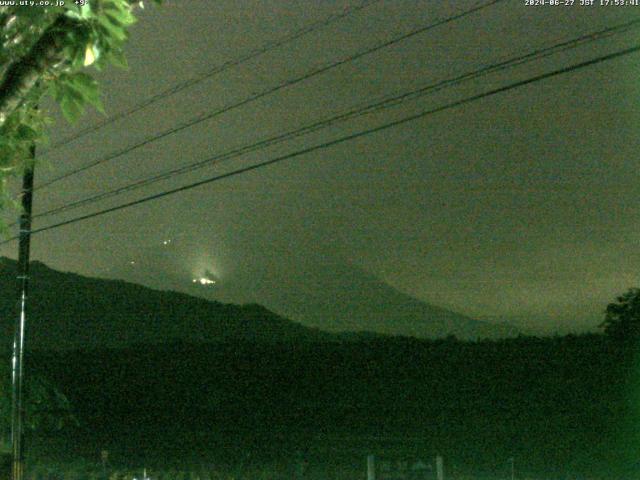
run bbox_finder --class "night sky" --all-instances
[2,0,639,335]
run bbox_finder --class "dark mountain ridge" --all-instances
[0,257,516,350]
[0,257,331,350]
[107,245,520,340]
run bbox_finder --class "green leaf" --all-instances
[68,72,96,96]
[103,0,136,26]
[84,43,97,66]
[0,145,17,171]
[63,3,83,18]
[48,82,63,103]
[59,96,83,124]
[79,2,92,19]
[98,14,128,41]
[107,48,128,69]
[60,82,85,104]
[68,72,105,113]
[16,124,37,141]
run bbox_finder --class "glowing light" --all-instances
[192,277,215,286]
[162,239,172,245]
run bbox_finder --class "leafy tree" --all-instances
[600,288,640,341]
[0,0,161,221]
[0,0,160,451]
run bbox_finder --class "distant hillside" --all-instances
[0,257,518,350]
[102,243,519,341]
[0,257,332,350]
[205,256,519,340]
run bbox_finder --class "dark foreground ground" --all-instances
[13,334,640,479]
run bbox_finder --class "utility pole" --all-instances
[11,144,35,480]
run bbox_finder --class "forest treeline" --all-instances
[21,332,640,477]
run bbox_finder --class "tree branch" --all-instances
[0,1,151,127]
[0,14,77,127]
[0,11,16,31]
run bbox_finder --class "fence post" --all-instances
[367,455,375,480]
[295,450,308,480]
[436,456,443,480]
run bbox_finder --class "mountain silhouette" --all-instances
[181,253,519,340]
[0,255,517,350]
[0,257,331,350]
[214,256,518,340]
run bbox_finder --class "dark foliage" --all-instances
[601,288,640,342]
[22,333,640,477]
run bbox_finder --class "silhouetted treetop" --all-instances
[601,288,640,341]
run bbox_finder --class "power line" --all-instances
[2,43,637,245]
[35,0,503,191]
[30,17,640,221]
[46,0,381,151]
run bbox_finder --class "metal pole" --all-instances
[435,455,443,480]
[367,455,375,480]
[11,146,35,480]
